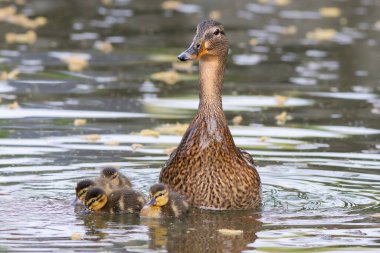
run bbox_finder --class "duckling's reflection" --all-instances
[77,205,262,252]
[142,208,262,253]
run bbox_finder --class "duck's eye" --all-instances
[213,29,220,36]
[195,43,201,49]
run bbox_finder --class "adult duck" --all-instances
[159,20,261,210]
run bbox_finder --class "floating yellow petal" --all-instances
[73,119,87,126]
[319,7,341,18]
[306,28,337,41]
[371,213,380,218]
[0,69,19,80]
[218,229,244,236]
[140,129,160,137]
[209,10,221,21]
[172,61,193,73]
[62,55,89,72]
[164,146,177,156]
[151,70,180,85]
[232,115,243,126]
[71,232,84,240]
[104,140,120,146]
[131,143,143,152]
[156,123,189,135]
[7,101,19,109]
[83,134,101,142]
[0,6,16,20]
[95,41,113,54]
[161,1,181,10]
[275,111,292,125]
[275,95,288,107]
[5,30,37,44]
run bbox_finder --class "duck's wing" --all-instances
[237,147,257,168]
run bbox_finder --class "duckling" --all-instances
[100,167,132,188]
[140,183,189,218]
[159,20,261,210]
[74,177,117,204]
[84,187,146,214]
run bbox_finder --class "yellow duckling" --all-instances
[100,167,132,188]
[85,187,146,214]
[140,183,189,218]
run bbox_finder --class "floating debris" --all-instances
[104,140,120,146]
[306,28,337,41]
[7,101,19,109]
[140,129,160,137]
[151,70,180,85]
[374,20,380,31]
[0,6,16,19]
[7,14,47,29]
[164,146,177,155]
[0,69,19,80]
[319,7,341,18]
[172,61,193,73]
[259,136,268,142]
[161,1,181,10]
[83,134,101,142]
[5,30,37,44]
[62,55,89,72]
[131,143,143,152]
[101,0,113,6]
[275,111,292,125]
[94,41,113,54]
[218,229,243,236]
[73,119,87,126]
[371,213,380,218]
[209,10,221,20]
[156,123,188,135]
[232,115,243,126]
[71,232,84,240]
[275,95,289,107]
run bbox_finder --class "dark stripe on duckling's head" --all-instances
[101,167,118,180]
[149,183,168,195]
[76,179,96,200]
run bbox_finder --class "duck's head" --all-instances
[101,167,121,185]
[147,183,169,207]
[76,179,96,201]
[178,19,228,62]
[84,187,108,211]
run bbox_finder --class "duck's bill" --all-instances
[71,197,79,206]
[147,198,156,206]
[177,43,207,61]
[82,208,91,215]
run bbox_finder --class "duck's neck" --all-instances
[198,56,226,114]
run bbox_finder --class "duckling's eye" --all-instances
[195,43,201,49]
[213,29,220,36]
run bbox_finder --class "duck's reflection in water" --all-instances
[78,207,261,252]
[143,208,262,253]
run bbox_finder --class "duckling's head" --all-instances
[76,179,96,201]
[178,19,228,62]
[101,167,121,185]
[84,187,108,211]
[148,183,169,207]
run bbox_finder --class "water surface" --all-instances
[0,0,380,252]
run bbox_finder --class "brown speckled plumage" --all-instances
[159,20,261,210]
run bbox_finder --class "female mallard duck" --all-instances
[84,187,146,214]
[140,183,189,218]
[100,167,132,188]
[159,20,261,210]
